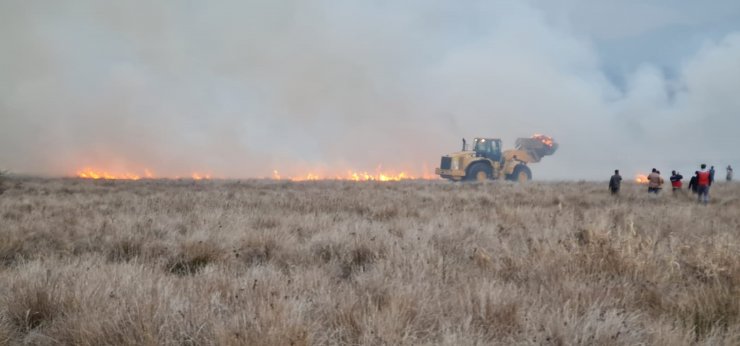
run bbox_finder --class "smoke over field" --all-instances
[3,2,740,344]
[1,178,740,344]
[1,1,740,179]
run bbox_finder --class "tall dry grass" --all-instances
[0,170,7,196]
[0,177,739,345]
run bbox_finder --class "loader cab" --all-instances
[473,138,502,162]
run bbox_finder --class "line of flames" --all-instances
[75,168,434,181]
[76,169,211,180]
[271,170,433,181]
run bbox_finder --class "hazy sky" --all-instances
[1,0,739,180]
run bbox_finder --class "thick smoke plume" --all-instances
[1,1,739,179]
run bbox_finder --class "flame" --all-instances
[635,174,649,184]
[273,170,412,181]
[272,166,435,181]
[532,133,554,147]
[76,164,436,181]
[191,172,212,180]
[76,168,142,180]
[76,168,212,180]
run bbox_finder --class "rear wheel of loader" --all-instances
[509,165,532,183]
[466,163,492,182]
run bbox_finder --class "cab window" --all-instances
[474,139,501,161]
[474,139,491,153]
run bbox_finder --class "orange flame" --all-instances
[76,168,142,180]
[272,165,436,182]
[532,133,554,147]
[635,174,649,184]
[76,168,212,180]
[191,173,212,180]
[76,164,436,181]
[272,170,414,181]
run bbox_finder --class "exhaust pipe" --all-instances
[462,138,466,151]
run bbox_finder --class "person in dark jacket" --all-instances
[709,166,715,186]
[728,165,734,182]
[609,170,622,195]
[688,171,699,194]
[670,170,683,193]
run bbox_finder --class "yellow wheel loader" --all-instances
[435,135,558,182]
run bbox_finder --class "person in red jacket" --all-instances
[670,170,683,193]
[696,164,711,205]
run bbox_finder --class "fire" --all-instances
[191,173,212,180]
[76,164,436,181]
[76,168,212,180]
[76,169,142,180]
[272,166,435,181]
[532,133,554,147]
[635,174,649,184]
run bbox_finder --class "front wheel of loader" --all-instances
[508,165,532,183]
[465,163,492,182]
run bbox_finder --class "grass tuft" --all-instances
[167,240,223,275]
[4,276,74,334]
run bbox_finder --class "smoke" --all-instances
[1,0,739,179]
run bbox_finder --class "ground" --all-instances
[1,177,739,345]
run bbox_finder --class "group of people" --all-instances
[608,164,734,205]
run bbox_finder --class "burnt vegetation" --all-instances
[0,177,739,344]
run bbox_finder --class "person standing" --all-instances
[688,172,699,194]
[647,168,664,194]
[670,170,683,193]
[727,165,734,182]
[609,170,622,195]
[696,164,711,205]
[709,166,716,186]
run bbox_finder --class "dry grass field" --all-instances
[1,177,739,345]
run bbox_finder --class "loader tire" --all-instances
[465,163,492,182]
[508,165,532,183]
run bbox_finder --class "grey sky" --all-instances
[1,1,739,179]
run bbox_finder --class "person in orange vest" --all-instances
[669,170,683,193]
[647,168,664,194]
[696,164,711,205]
